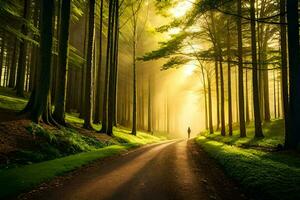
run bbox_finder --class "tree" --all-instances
[83,0,96,129]
[285,0,300,149]
[53,0,72,125]
[130,0,144,135]
[107,0,120,135]
[16,0,30,97]
[237,0,246,137]
[250,0,264,138]
[94,0,104,124]
[24,0,55,122]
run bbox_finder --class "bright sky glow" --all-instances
[184,61,197,76]
[169,0,195,18]
[168,27,181,35]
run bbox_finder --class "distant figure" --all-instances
[187,127,191,139]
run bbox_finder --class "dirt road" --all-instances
[20,140,247,200]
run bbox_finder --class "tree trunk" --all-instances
[215,59,220,130]
[207,75,213,134]
[237,0,246,137]
[147,77,152,132]
[83,0,96,129]
[94,0,104,124]
[219,58,225,136]
[53,0,71,125]
[28,0,55,122]
[250,0,264,138]
[285,0,300,149]
[8,39,18,88]
[280,0,289,140]
[100,0,114,133]
[107,0,118,135]
[227,22,233,136]
[16,0,30,97]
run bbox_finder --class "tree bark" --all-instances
[83,0,96,129]
[285,0,300,149]
[29,0,55,122]
[237,0,246,137]
[94,0,104,124]
[16,0,30,97]
[53,0,71,125]
[250,0,264,138]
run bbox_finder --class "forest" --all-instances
[0,0,300,200]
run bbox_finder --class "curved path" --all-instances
[20,140,247,200]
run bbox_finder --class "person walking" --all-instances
[187,127,191,139]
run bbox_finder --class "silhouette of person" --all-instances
[187,127,191,139]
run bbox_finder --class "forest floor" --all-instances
[0,87,166,198]
[197,125,300,200]
[18,140,247,200]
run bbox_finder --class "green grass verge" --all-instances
[195,136,300,200]
[204,119,285,148]
[0,87,166,198]
[0,145,128,199]
[0,87,27,111]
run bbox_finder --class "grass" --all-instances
[0,87,27,111]
[0,87,166,198]
[195,136,300,200]
[0,145,128,198]
[0,127,164,199]
[203,119,285,148]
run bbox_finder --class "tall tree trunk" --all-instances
[8,39,18,88]
[262,39,271,122]
[250,0,264,138]
[215,59,220,130]
[207,75,213,134]
[147,77,152,132]
[285,0,300,149]
[28,0,55,122]
[100,0,113,133]
[273,69,277,119]
[16,0,30,97]
[219,58,226,136]
[245,69,250,123]
[83,0,96,129]
[280,0,289,139]
[237,0,246,137]
[107,0,118,135]
[79,9,89,118]
[53,0,71,125]
[227,22,233,136]
[94,0,104,124]
[131,22,137,135]
[0,34,5,85]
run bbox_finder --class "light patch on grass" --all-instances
[195,136,300,200]
[204,120,285,148]
[0,93,27,111]
[0,145,128,199]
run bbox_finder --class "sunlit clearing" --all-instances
[169,0,195,18]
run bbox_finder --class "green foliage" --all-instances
[0,145,128,199]
[26,123,105,154]
[203,120,285,148]
[161,56,191,70]
[113,127,165,146]
[140,32,188,61]
[0,87,27,111]
[195,137,300,200]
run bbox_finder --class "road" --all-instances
[20,140,247,200]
